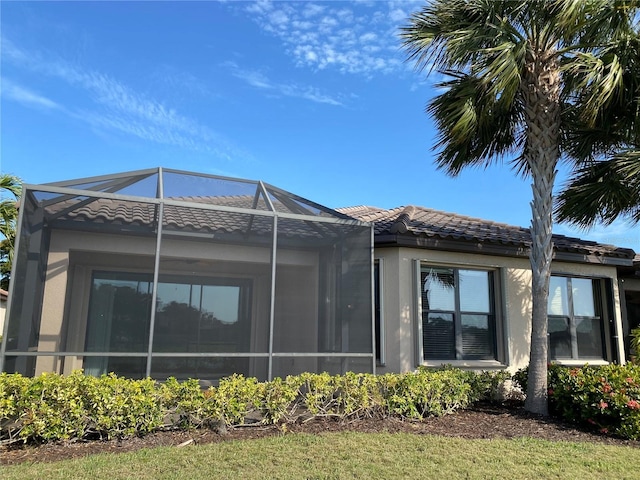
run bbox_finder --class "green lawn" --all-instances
[4,432,639,480]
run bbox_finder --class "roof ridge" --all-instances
[337,205,384,212]
[389,206,417,234]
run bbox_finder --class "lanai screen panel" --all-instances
[2,189,48,375]
[153,176,275,381]
[3,180,162,377]
[271,216,373,378]
[0,168,374,382]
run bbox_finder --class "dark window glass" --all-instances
[420,266,496,361]
[423,313,455,360]
[461,314,493,358]
[547,276,605,361]
[548,317,571,359]
[576,318,604,358]
[84,271,252,377]
[152,279,252,354]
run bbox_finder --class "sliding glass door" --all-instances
[84,271,252,379]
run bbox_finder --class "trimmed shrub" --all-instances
[158,377,213,429]
[1,367,508,445]
[0,372,30,443]
[436,366,510,403]
[210,374,263,425]
[0,371,165,442]
[81,373,164,439]
[334,372,384,418]
[297,372,339,416]
[260,375,302,423]
[381,368,472,418]
[514,363,640,440]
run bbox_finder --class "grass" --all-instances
[3,432,640,480]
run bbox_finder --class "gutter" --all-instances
[373,234,634,267]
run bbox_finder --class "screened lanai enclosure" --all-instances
[0,168,374,383]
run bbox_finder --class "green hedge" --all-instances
[513,363,640,440]
[0,368,508,445]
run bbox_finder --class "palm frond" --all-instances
[563,51,625,126]
[428,73,522,175]
[0,174,22,199]
[401,0,531,176]
[562,31,640,161]
[0,174,21,287]
[400,0,527,73]
[555,151,640,227]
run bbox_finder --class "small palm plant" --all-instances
[0,173,22,290]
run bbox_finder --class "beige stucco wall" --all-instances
[36,229,320,376]
[375,246,624,375]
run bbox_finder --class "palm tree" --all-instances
[0,173,22,290]
[401,0,639,415]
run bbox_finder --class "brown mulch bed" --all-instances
[2,401,638,466]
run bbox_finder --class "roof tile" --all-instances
[338,205,634,259]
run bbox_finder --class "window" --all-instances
[84,271,252,377]
[548,276,605,360]
[420,265,497,361]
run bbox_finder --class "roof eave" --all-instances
[373,234,634,267]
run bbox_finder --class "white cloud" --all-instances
[1,77,60,110]
[359,32,378,43]
[280,84,343,106]
[291,19,314,30]
[304,49,318,62]
[302,3,325,18]
[152,66,214,100]
[231,66,273,89]
[389,8,407,23]
[224,62,343,106]
[236,0,422,77]
[2,37,248,161]
[269,9,289,27]
[245,0,273,15]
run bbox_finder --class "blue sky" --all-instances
[2,0,639,249]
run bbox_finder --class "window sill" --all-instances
[420,360,506,370]
[551,359,609,367]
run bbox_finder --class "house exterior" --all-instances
[339,205,635,374]
[1,168,638,382]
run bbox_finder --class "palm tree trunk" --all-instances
[526,157,556,416]
[521,51,561,416]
